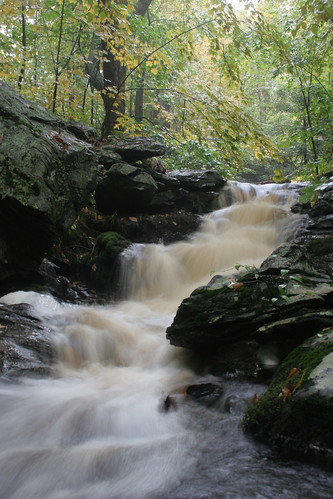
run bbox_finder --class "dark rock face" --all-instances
[95,163,227,216]
[168,170,226,192]
[166,272,333,354]
[0,302,55,377]
[112,211,201,245]
[148,170,226,214]
[0,81,98,286]
[95,162,158,213]
[243,329,333,466]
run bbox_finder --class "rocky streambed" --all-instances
[0,80,333,474]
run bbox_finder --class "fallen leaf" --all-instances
[172,221,177,226]
[279,385,293,402]
[252,393,258,404]
[232,282,244,291]
[91,264,97,271]
[129,217,137,222]
[53,135,65,144]
[287,367,300,379]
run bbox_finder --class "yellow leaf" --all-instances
[151,67,158,75]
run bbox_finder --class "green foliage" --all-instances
[162,140,238,177]
[299,178,327,205]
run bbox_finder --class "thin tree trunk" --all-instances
[256,85,266,123]
[52,0,66,113]
[18,6,27,90]
[298,72,319,174]
[134,70,145,122]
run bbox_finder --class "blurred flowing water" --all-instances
[0,182,332,498]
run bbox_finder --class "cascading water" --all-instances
[0,182,332,499]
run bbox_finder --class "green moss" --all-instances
[243,329,333,448]
[96,231,130,259]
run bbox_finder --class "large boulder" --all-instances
[109,136,166,163]
[167,170,226,192]
[243,329,333,465]
[0,81,98,285]
[95,162,158,213]
[166,268,333,355]
[94,160,227,215]
[148,170,227,214]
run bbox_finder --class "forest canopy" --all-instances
[0,0,332,181]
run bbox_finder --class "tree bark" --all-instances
[101,52,127,136]
[92,0,153,138]
[134,70,145,122]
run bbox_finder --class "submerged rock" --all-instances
[243,329,333,466]
[186,382,224,408]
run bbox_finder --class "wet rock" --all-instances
[0,81,98,286]
[160,395,178,413]
[149,188,221,214]
[141,157,166,173]
[110,136,166,162]
[243,328,333,466]
[168,170,226,192]
[95,145,123,169]
[66,121,97,142]
[166,272,333,354]
[186,382,224,408]
[147,170,226,214]
[112,212,201,244]
[95,162,158,214]
[0,303,55,377]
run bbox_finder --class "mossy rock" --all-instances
[96,231,130,259]
[243,328,333,465]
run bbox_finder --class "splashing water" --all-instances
[0,182,331,499]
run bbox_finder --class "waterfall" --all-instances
[0,182,331,499]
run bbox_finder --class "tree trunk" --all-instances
[98,0,153,138]
[134,70,145,122]
[18,6,27,90]
[256,85,266,123]
[52,0,66,113]
[101,47,127,137]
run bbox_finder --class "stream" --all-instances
[0,182,332,498]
